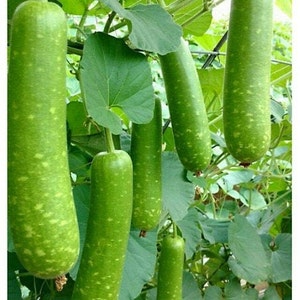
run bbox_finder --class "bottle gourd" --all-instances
[223,0,273,163]
[8,0,79,279]
[131,99,162,231]
[159,38,212,173]
[72,150,133,299]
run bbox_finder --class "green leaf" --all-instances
[224,278,258,300]
[262,233,291,283]
[198,68,224,96]
[68,145,92,177]
[102,0,182,54]
[120,229,157,300]
[162,152,195,221]
[177,208,202,259]
[183,271,203,299]
[59,0,94,15]
[162,127,175,152]
[203,286,223,300]
[176,10,212,37]
[67,102,96,137]
[262,285,281,300]
[199,215,229,244]
[71,134,107,157]
[271,121,292,149]
[224,169,254,186]
[69,184,91,280]
[142,267,203,300]
[270,98,286,122]
[210,132,226,147]
[228,281,259,299]
[271,63,292,87]
[263,176,288,193]
[8,252,22,299]
[228,215,270,284]
[198,68,224,113]
[143,287,157,299]
[127,4,182,54]
[194,33,227,52]
[166,0,212,36]
[244,288,260,300]
[80,32,155,134]
[221,169,254,191]
[8,0,25,19]
[247,192,290,235]
[239,188,267,210]
[275,0,292,18]
[8,222,15,252]
[67,102,108,156]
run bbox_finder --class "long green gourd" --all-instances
[72,150,133,299]
[157,235,185,300]
[223,0,273,163]
[131,99,162,231]
[159,38,212,173]
[8,0,80,278]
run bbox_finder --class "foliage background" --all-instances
[6,0,293,299]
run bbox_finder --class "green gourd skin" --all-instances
[157,235,185,300]
[159,38,212,173]
[131,99,162,231]
[72,150,133,300]
[223,0,273,163]
[8,0,80,279]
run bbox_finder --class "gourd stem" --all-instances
[172,221,178,238]
[105,127,115,153]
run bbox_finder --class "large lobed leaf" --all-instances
[102,0,182,54]
[162,152,195,221]
[120,229,158,300]
[80,32,155,134]
[228,215,271,284]
[224,278,258,300]
[199,215,230,244]
[177,208,202,259]
[182,271,203,299]
[171,0,212,36]
[261,233,292,283]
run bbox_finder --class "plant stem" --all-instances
[202,259,227,288]
[208,114,222,126]
[76,8,89,42]
[108,20,129,33]
[210,151,230,167]
[104,11,117,33]
[210,0,226,9]
[67,40,84,56]
[209,192,217,218]
[67,45,83,56]
[157,0,167,8]
[16,272,32,277]
[172,221,178,238]
[105,127,115,153]
[162,119,171,133]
